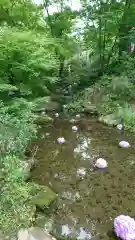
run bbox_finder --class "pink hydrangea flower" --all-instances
[94,158,108,169]
[72,126,78,132]
[57,137,65,144]
[114,215,135,240]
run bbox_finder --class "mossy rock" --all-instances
[32,185,57,210]
[33,97,61,112]
[18,227,56,240]
[98,114,120,126]
[34,115,53,124]
[45,101,61,111]
[83,102,97,114]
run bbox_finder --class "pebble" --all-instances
[119,141,130,148]
[69,119,76,123]
[55,113,59,117]
[8,91,15,96]
[76,114,80,118]
[45,133,50,137]
[41,111,46,115]
[117,124,123,130]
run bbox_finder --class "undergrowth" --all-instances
[64,74,135,131]
[0,99,37,236]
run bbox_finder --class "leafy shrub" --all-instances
[0,26,59,97]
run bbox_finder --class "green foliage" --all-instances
[0,26,59,96]
[4,98,36,117]
[0,0,42,29]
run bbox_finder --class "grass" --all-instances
[0,99,38,237]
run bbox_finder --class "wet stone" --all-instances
[18,227,56,240]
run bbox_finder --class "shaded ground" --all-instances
[30,116,135,240]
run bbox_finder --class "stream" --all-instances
[30,115,135,240]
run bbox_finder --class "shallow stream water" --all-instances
[30,115,135,240]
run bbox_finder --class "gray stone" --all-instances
[0,231,9,240]
[83,102,97,114]
[98,114,120,126]
[44,101,60,111]
[18,227,56,240]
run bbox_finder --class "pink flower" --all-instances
[114,215,135,240]
[57,137,65,144]
[72,126,78,132]
[94,158,108,169]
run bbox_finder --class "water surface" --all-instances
[30,116,135,239]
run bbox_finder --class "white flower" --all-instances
[69,119,76,123]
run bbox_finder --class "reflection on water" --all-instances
[30,117,135,240]
[76,167,86,179]
[74,137,91,161]
[61,224,71,236]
